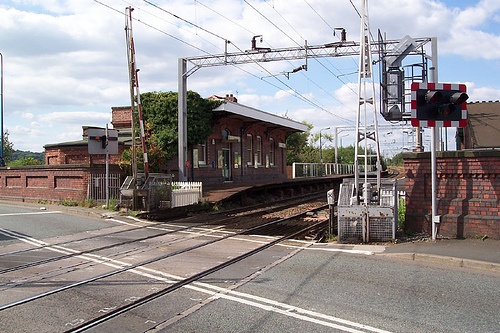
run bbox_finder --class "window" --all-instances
[246,134,253,165]
[197,143,207,166]
[256,135,262,165]
[269,138,275,166]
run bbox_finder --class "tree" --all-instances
[336,145,356,164]
[120,91,221,171]
[8,157,43,166]
[386,152,404,166]
[2,130,14,165]
[285,121,313,165]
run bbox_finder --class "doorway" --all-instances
[222,148,231,181]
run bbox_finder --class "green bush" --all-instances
[398,197,406,230]
[60,199,78,207]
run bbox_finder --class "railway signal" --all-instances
[411,82,468,128]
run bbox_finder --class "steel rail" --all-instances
[0,204,327,312]
[67,216,328,332]
[0,193,326,275]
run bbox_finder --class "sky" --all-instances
[0,0,499,156]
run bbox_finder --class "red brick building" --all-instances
[0,96,306,203]
[192,95,307,183]
[45,96,306,184]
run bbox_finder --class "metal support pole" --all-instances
[430,37,439,240]
[319,133,323,163]
[319,126,330,165]
[431,126,438,240]
[0,52,4,167]
[334,126,338,166]
[105,124,110,209]
[178,58,188,181]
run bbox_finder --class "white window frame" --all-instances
[269,138,275,166]
[198,143,207,165]
[256,135,262,166]
[246,134,253,166]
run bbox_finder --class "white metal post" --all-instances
[0,52,3,167]
[105,124,110,208]
[430,37,439,240]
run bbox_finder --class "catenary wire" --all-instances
[242,0,358,113]
[143,0,355,122]
[94,0,355,124]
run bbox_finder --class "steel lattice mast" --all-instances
[353,0,381,204]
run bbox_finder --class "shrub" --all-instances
[398,197,406,230]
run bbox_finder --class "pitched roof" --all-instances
[213,100,308,133]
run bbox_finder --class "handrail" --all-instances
[291,162,374,179]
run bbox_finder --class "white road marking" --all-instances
[0,211,62,217]
[3,231,392,333]
[108,217,377,255]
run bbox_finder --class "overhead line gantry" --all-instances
[177,37,433,181]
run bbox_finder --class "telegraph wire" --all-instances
[93,0,355,124]
[119,0,223,52]
[243,0,358,115]
[303,0,335,34]
[243,0,302,48]
[348,0,362,18]
[265,1,306,42]
[300,0,359,91]
[142,0,228,42]
[143,0,354,122]
[194,0,255,36]
[93,0,210,54]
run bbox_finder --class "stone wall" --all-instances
[404,149,500,239]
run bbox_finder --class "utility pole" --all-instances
[319,127,330,163]
[125,6,150,208]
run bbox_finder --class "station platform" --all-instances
[201,175,348,205]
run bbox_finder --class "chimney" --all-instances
[225,94,237,103]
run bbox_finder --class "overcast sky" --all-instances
[1,0,499,154]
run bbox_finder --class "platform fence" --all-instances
[292,162,368,178]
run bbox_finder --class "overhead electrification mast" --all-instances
[353,0,381,204]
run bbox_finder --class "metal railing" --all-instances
[87,173,122,203]
[291,162,369,178]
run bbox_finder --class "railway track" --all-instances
[0,196,331,332]
[0,193,327,275]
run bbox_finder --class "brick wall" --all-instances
[45,146,125,165]
[404,150,500,239]
[0,164,123,203]
[111,106,132,129]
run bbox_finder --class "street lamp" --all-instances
[334,133,349,168]
[319,127,330,163]
[339,133,349,148]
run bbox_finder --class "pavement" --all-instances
[1,200,499,273]
[379,237,500,273]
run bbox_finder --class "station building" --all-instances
[194,95,307,183]
[43,94,307,184]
